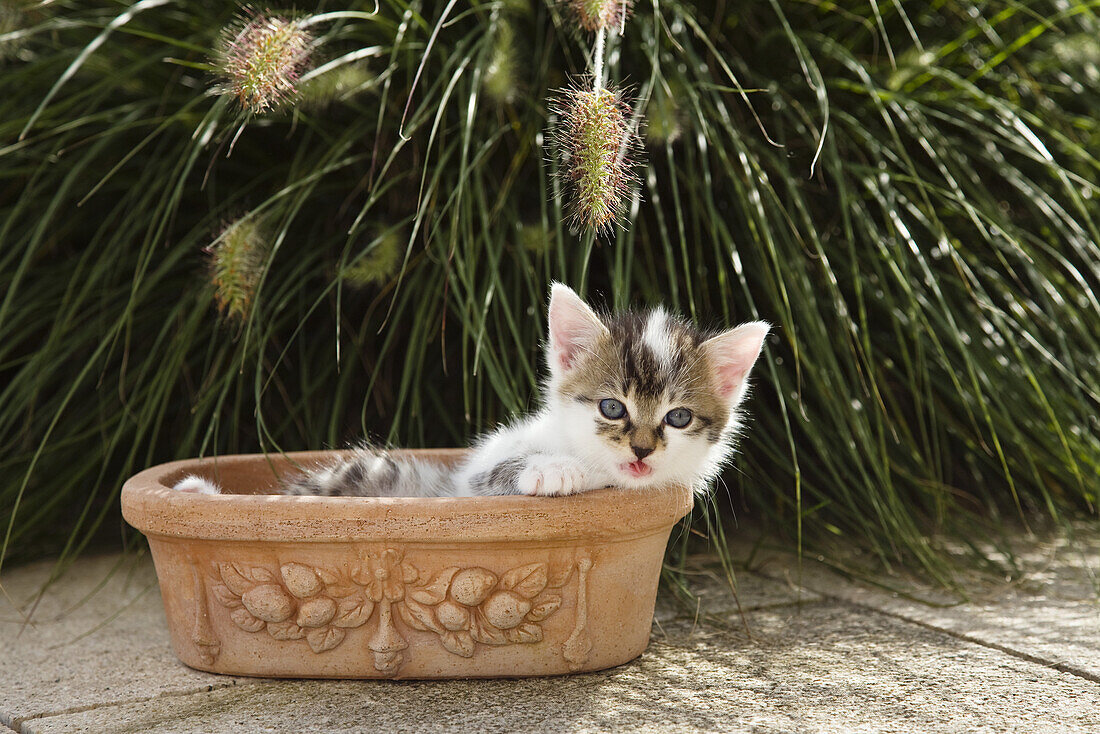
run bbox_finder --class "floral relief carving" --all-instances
[209,548,582,674]
[211,560,368,654]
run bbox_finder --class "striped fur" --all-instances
[278,447,456,497]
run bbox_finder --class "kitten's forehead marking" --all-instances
[642,308,673,369]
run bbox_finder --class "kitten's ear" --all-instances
[547,282,609,373]
[702,321,770,399]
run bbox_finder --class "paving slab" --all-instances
[20,603,1100,734]
[747,525,1100,681]
[4,535,1099,733]
[0,554,253,731]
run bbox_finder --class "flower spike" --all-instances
[216,9,312,114]
[554,85,638,232]
[208,216,269,320]
[565,0,632,33]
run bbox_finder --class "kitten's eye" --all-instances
[598,398,627,420]
[664,408,693,428]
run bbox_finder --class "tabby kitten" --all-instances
[174,284,769,497]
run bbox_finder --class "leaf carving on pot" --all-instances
[546,557,574,588]
[500,562,548,598]
[325,583,359,598]
[469,609,507,646]
[306,626,346,653]
[217,563,254,596]
[526,595,561,622]
[441,630,475,658]
[315,567,339,585]
[398,596,443,633]
[210,583,243,609]
[408,566,459,605]
[230,607,266,633]
[267,620,306,640]
[504,623,543,644]
[332,596,374,628]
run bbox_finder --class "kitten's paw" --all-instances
[517,457,588,497]
[173,475,221,495]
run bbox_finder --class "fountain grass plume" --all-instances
[216,8,312,114]
[646,83,683,146]
[484,18,519,105]
[342,231,403,288]
[208,217,269,320]
[298,64,374,111]
[554,85,638,232]
[567,0,632,33]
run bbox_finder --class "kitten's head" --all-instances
[544,283,769,492]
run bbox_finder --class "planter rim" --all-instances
[122,450,695,543]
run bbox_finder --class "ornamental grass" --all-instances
[1,1,1097,592]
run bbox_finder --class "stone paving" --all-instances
[2,528,1097,733]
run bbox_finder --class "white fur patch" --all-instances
[516,454,589,496]
[643,308,674,367]
[173,475,220,495]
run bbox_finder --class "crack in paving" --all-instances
[748,568,1100,686]
[10,680,261,733]
[844,601,1100,685]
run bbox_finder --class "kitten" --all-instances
[174,283,769,497]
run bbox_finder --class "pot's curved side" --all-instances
[125,450,694,679]
[147,530,672,679]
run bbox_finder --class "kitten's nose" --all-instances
[631,446,654,460]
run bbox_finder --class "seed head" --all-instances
[216,10,312,114]
[298,64,374,111]
[342,231,403,287]
[519,224,551,254]
[484,19,519,105]
[208,217,269,320]
[565,0,632,33]
[553,85,638,232]
[645,84,683,146]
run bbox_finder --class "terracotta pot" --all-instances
[121,449,693,679]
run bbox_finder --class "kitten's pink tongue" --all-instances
[622,460,653,478]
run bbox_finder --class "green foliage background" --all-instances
[2,0,1098,584]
